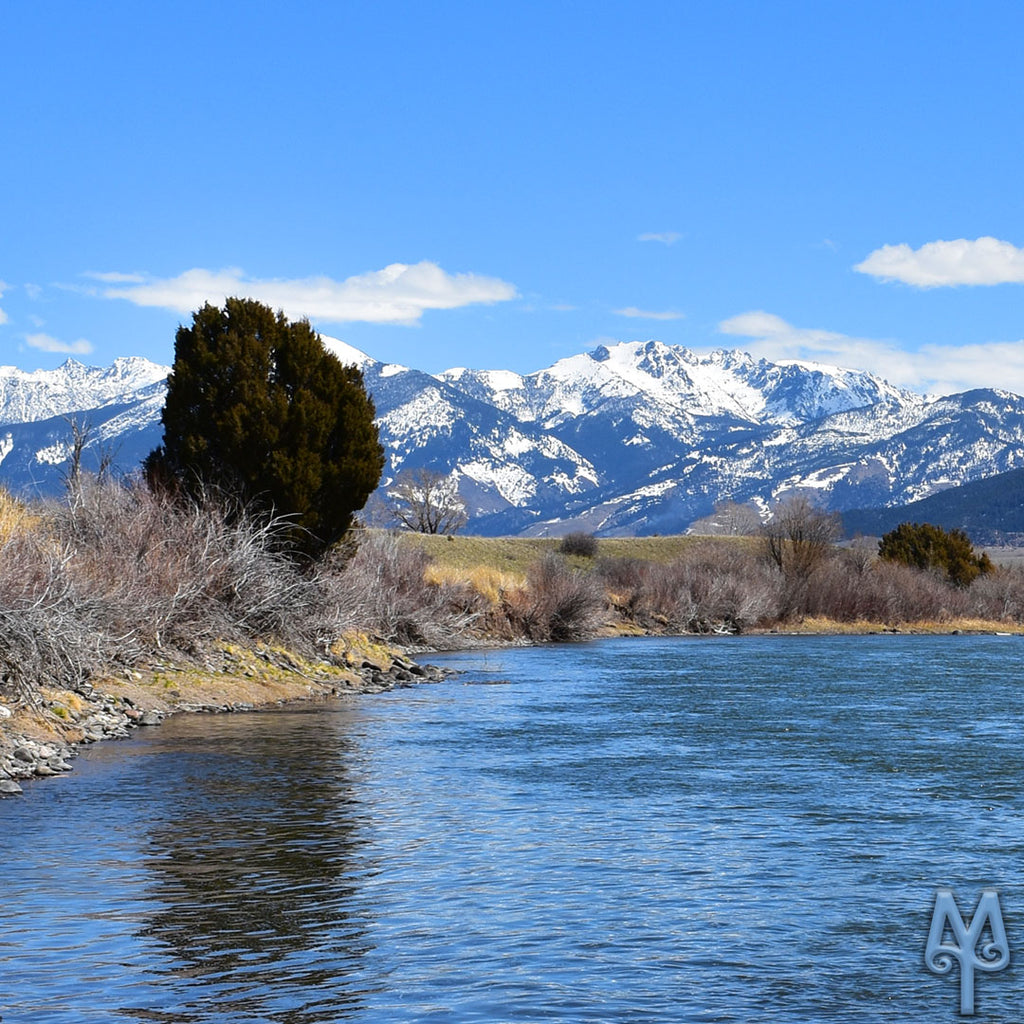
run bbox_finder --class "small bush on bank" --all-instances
[503,552,605,641]
[558,532,598,558]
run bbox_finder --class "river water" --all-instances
[1,634,1023,1022]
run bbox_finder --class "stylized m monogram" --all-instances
[925,888,1009,1014]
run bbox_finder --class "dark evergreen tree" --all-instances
[877,521,994,587]
[146,298,384,559]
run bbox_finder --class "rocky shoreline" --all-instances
[0,640,452,797]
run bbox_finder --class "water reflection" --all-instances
[132,708,376,1023]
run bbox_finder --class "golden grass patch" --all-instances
[771,616,1024,635]
[425,563,525,604]
[0,489,38,544]
[395,530,736,578]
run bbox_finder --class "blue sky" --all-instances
[4,0,1024,395]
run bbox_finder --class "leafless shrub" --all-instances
[802,557,867,621]
[0,529,102,701]
[965,565,1024,623]
[864,561,966,623]
[595,557,654,621]
[44,476,327,656]
[503,553,605,641]
[598,542,777,633]
[661,540,778,632]
[327,532,482,647]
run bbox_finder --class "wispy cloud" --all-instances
[614,306,685,321]
[637,231,681,246]
[96,262,518,325]
[718,309,1024,396]
[26,332,93,355]
[0,280,8,325]
[855,236,1024,287]
[85,270,147,284]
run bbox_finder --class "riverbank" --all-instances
[0,634,450,796]
[6,613,1024,798]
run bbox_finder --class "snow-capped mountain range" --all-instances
[3,340,1024,536]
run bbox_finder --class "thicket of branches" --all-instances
[4,475,1024,707]
[596,535,1024,633]
[0,480,483,704]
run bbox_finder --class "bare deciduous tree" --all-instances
[388,468,468,534]
[690,500,762,536]
[762,495,841,581]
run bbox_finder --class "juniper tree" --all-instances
[145,298,384,559]
[878,522,993,588]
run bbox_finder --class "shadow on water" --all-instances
[130,708,378,1019]
[127,707,379,1023]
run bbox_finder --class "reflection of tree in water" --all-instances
[133,710,378,1023]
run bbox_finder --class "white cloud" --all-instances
[98,261,518,325]
[717,309,1024,396]
[614,306,685,321]
[855,236,1024,287]
[637,231,681,245]
[26,333,93,355]
[85,270,147,284]
[0,279,8,324]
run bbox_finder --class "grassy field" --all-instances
[396,531,722,578]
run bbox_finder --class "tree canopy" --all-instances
[877,521,994,587]
[146,298,384,558]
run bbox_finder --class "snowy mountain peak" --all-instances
[319,335,376,369]
[0,355,171,427]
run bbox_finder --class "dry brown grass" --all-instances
[0,490,37,544]
[767,615,1024,635]
[398,531,729,577]
[424,563,525,604]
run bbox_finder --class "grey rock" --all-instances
[0,779,23,795]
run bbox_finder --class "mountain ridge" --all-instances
[2,341,1023,537]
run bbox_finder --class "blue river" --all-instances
[1,634,1022,1022]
